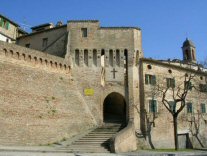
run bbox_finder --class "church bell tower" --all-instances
[182,38,196,63]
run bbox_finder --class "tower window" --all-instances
[93,49,97,66]
[75,49,79,66]
[109,49,113,67]
[101,49,105,67]
[84,49,88,66]
[116,49,120,67]
[185,50,189,60]
[81,28,87,37]
[192,50,195,60]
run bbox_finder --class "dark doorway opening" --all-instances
[178,133,193,149]
[103,92,126,123]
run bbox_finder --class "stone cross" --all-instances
[111,68,117,79]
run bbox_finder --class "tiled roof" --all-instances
[0,14,19,26]
[100,27,141,30]
[68,20,99,23]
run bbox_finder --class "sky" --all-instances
[1,0,207,62]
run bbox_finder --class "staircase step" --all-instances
[81,136,114,138]
[88,132,117,134]
[56,122,124,153]
[66,145,108,147]
[73,142,109,145]
[77,139,109,141]
[61,149,110,153]
[66,146,109,149]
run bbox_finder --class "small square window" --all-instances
[42,38,48,47]
[81,28,87,37]
[187,103,193,113]
[185,81,192,90]
[201,103,206,113]
[166,78,175,88]
[0,18,9,30]
[169,101,176,112]
[200,84,207,92]
[149,100,157,113]
[25,44,30,48]
[5,21,9,30]
[145,74,156,85]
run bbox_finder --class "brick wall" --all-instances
[0,41,96,145]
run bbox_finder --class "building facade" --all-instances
[0,19,206,152]
[0,14,27,43]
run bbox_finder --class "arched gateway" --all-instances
[103,92,126,123]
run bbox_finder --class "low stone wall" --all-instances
[111,120,137,153]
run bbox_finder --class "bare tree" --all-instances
[187,110,206,148]
[134,104,157,149]
[184,87,207,148]
[157,74,195,150]
[135,83,159,149]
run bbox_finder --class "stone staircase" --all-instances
[56,121,125,153]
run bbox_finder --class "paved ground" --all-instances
[0,146,206,156]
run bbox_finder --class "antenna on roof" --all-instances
[19,17,31,31]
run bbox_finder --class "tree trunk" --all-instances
[173,115,179,150]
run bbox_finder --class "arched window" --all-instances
[22,53,26,60]
[39,58,43,64]
[45,60,48,65]
[64,64,67,70]
[28,55,32,61]
[3,49,7,56]
[16,52,20,59]
[109,49,113,67]
[55,62,58,68]
[192,49,195,60]
[10,50,13,57]
[50,61,53,67]
[93,49,97,66]
[34,57,37,63]
[84,49,88,66]
[59,63,62,69]
[75,49,79,66]
[116,49,120,67]
[185,50,189,60]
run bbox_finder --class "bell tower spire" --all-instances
[182,38,196,63]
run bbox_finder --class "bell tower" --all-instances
[182,38,196,63]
